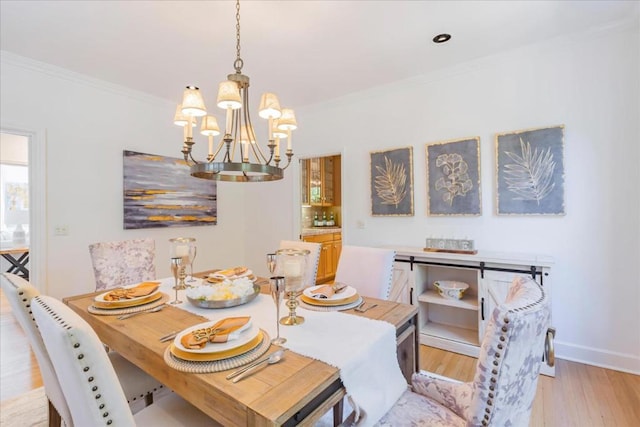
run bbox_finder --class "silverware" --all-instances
[117,304,166,320]
[226,349,286,380]
[230,350,286,383]
[355,303,378,313]
[159,331,177,342]
[352,300,366,311]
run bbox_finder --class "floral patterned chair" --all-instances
[89,238,156,291]
[376,275,551,426]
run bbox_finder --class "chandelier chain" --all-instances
[234,0,243,72]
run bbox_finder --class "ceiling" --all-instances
[1,1,638,109]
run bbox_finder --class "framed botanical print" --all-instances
[426,137,481,216]
[370,147,414,216]
[496,125,565,215]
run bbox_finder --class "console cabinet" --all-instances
[385,246,555,376]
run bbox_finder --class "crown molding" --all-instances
[1,50,172,107]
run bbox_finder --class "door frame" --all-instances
[1,124,47,292]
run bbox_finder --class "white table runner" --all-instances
[159,278,407,426]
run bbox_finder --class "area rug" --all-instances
[0,387,47,427]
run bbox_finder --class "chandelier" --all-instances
[173,0,296,182]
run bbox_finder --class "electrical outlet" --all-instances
[54,225,69,236]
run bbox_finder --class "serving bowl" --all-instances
[186,284,260,309]
[433,281,469,300]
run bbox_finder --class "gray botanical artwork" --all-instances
[370,147,414,216]
[496,125,565,215]
[426,137,481,216]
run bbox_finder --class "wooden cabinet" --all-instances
[302,232,341,283]
[302,156,341,207]
[386,247,555,376]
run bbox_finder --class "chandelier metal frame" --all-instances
[175,0,296,182]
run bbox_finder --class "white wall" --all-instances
[248,21,639,373]
[1,18,637,373]
[1,53,249,299]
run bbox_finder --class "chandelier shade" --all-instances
[181,86,207,117]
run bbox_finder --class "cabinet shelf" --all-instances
[387,246,555,376]
[422,321,480,347]
[418,290,479,311]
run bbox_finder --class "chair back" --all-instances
[467,276,550,426]
[0,273,74,426]
[279,240,322,287]
[32,295,136,426]
[89,238,156,290]
[334,246,396,299]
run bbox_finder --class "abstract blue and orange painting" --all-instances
[123,150,217,229]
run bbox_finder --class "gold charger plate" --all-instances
[169,331,264,362]
[93,291,163,309]
[300,293,360,307]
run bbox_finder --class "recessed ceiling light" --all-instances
[433,33,451,44]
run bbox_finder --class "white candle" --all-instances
[287,129,292,150]
[175,245,189,257]
[187,116,193,139]
[268,117,273,141]
[284,260,301,277]
[208,135,214,156]
[225,107,232,135]
[275,137,280,157]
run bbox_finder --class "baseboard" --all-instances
[555,340,640,375]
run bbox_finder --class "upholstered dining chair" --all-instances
[333,246,396,299]
[88,238,156,291]
[375,275,551,426]
[0,273,165,427]
[279,240,322,286]
[31,294,214,426]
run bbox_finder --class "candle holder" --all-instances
[169,237,196,290]
[275,248,309,326]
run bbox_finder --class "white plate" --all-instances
[94,283,160,303]
[303,284,357,301]
[208,269,254,280]
[174,318,258,354]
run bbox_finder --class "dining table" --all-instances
[63,271,419,426]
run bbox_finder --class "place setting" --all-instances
[163,315,272,374]
[87,281,170,316]
[298,282,364,312]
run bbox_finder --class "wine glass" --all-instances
[170,257,183,305]
[267,253,277,275]
[269,276,286,345]
[187,244,197,283]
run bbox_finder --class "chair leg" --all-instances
[333,398,344,426]
[48,399,62,427]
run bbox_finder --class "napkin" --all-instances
[180,316,251,349]
[103,282,160,301]
[214,266,249,278]
[310,285,336,299]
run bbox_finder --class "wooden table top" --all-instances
[63,278,417,426]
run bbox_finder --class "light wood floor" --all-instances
[2,289,639,425]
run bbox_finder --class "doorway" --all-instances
[0,128,46,291]
[298,154,343,283]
